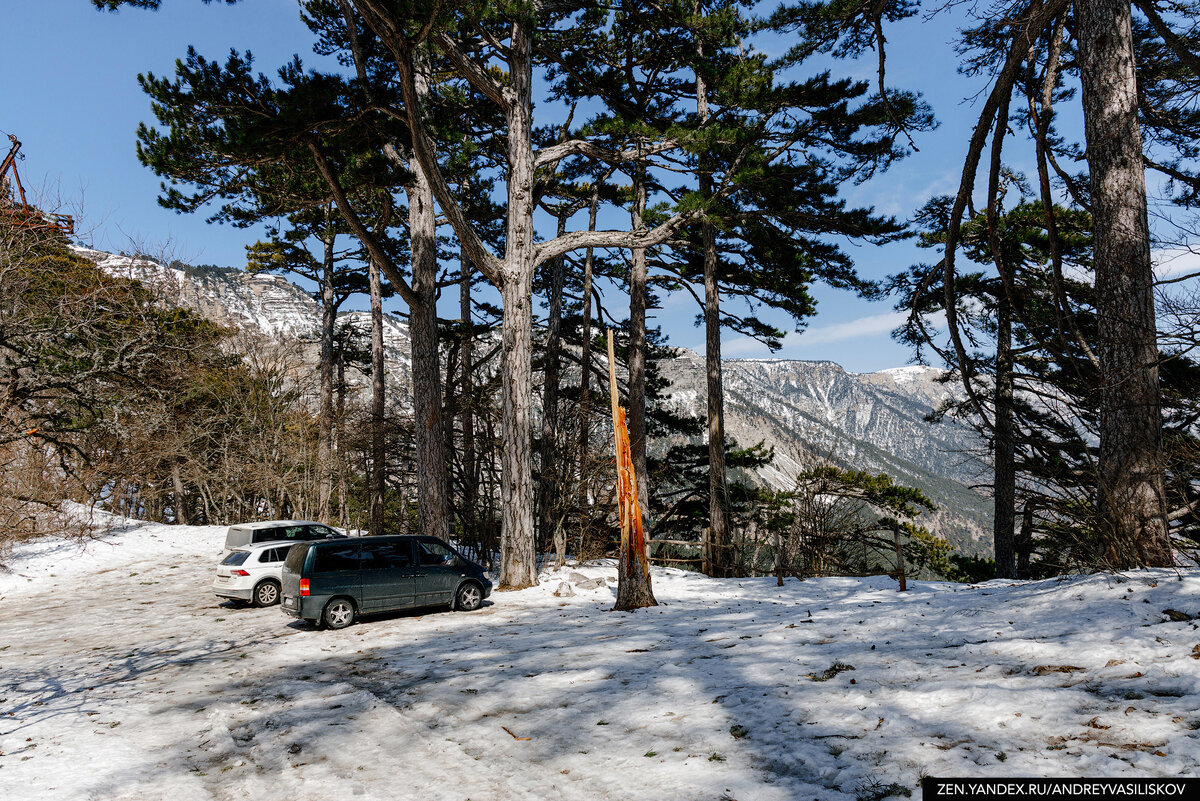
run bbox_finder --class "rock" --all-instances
[567,572,590,584]
[1162,609,1194,622]
[553,582,575,598]
[576,577,606,590]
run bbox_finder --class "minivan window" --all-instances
[366,540,413,569]
[312,543,361,573]
[283,543,309,573]
[221,551,250,566]
[418,540,455,566]
[304,524,335,539]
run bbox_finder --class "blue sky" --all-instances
[4,1,1009,372]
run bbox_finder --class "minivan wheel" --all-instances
[322,598,355,629]
[455,582,483,612]
[253,580,281,607]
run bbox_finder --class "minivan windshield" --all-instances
[221,551,250,566]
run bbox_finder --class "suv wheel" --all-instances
[322,598,355,629]
[455,582,483,612]
[253,580,280,607]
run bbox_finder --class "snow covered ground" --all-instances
[1,520,1198,801]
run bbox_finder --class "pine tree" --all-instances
[890,0,1200,566]
[893,195,1098,575]
[340,1,724,588]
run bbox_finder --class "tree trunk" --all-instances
[1017,503,1033,576]
[335,348,349,530]
[774,524,784,587]
[171,464,189,525]
[627,161,650,533]
[1076,0,1171,567]
[541,215,567,567]
[696,61,729,578]
[495,17,538,589]
[993,291,1017,577]
[460,253,478,544]
[498,272,537,586]
[317,214,336,523]
[407,63,450,542]
[576,193,598,555]
[368,256,386,537]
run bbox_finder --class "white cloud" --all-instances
[1153,246,1200,282]
[794,310,910,346]
[721,335,774,357]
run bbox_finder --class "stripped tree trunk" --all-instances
[1076,0,1171,566]
[608,329,657,611]
[368,255,386,537]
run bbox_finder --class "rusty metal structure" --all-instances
[1,134,74,235]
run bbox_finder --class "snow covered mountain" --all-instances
[76,247,417,402]
[659,352,992,553]
[78,247,323,339]
[76,247,993,554]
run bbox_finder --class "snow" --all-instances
[872,366,940,385]
[2,520,1198,800]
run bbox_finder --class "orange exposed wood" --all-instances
[606,330,650,580]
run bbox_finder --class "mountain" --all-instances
[659,353,992,554]
[76,247,417,403]
[76,246,994,555]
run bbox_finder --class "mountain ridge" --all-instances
[75,246,993,555]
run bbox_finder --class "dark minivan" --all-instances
[280,535,492,629]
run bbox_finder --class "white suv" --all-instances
[213,542,295,607]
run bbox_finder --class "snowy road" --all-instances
[1,521,1198,800]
